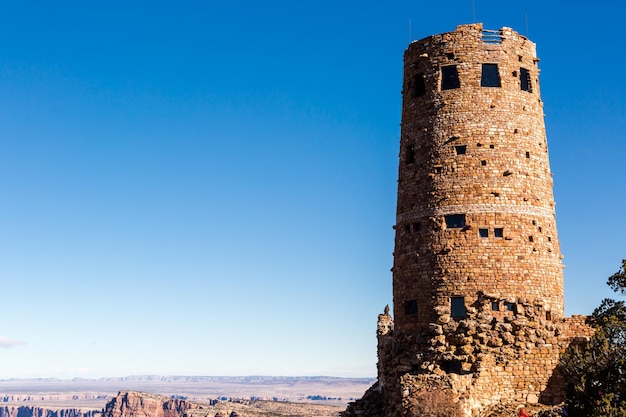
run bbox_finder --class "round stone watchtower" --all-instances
[343,24,593,417]
[393,23,563,333]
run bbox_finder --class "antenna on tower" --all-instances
[525,13,529,36]
[472,0,476,22]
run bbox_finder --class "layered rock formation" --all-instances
[0,406,100,417]
[103,392,196,417]
[101,391,340,417]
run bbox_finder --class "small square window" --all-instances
[455,145,467,155]
[505,302,516,312]
[494,228,503,238]
[445,214,466,229]
[404,300,418,315]
[489,144,495,149]
[491,302,500,311]
[441,65,460,90]
[479,228,489,238]
[412,222,420,232]
[451,297,466,318]
[481,160,487,166]
[481,63,501,87]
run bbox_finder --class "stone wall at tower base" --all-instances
[343,312,592,417]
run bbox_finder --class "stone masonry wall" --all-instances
[342,24,593,417]
[393,24,563,334]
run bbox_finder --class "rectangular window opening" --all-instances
[526,151,530,158]
[404,224,411,234]
[479,228,489,238]
[445,214,466,229]
[405,145,415,165]
[411,73,426,98]
[404,300,418,315]
[491,302,500,311]
[494,228,504,238]
[454,145,467,155]
[481,63,501,87]
[451,297,466,318]
[520,68,532,92]
[481,160,487,166]
[412,222,421,232]
[505,302,516,312]
[441,65,460,90]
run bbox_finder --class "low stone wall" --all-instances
[345,307,593,417]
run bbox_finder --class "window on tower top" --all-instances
[405,145,415,164]
[455,145,467,155]
[441,65,460,90]
[411,73,426,97]
[520,68,532,92]
[481,63,501,87]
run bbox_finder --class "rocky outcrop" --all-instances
[101,391,341,417]
[102,392,197,417]
[0,406,100,417]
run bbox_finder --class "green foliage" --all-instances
[558,261,626,417]
[607,259,626,296]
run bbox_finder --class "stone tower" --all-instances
[393,24,563,334]
[343,24,593,417]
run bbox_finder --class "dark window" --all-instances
[494,228,503,238]
[451,297,466,318]
[546,311,552,321]
[491,302,500,311]
[404,224,411,234]
[411,73,426,97]
[404,300,418,315]
[505,302,516,312]
[520,68,532,92]
[481,64,501,87]
[445,214,466,229]
[405,145,415,164]
[441,65,460,90]
[529,236,534,242]
[479,228,489,238]
[412,222,420,232]
[526,151,530,158]
[489,144,495,149]
[481,160,487,166]
[455,145,467,155]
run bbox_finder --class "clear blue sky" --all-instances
[0,1,624,379]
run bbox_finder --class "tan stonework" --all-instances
[343,24,593,417]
